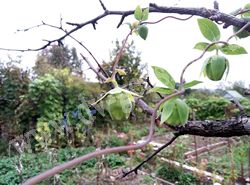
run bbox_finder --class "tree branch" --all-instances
[177,118,250,137]
[122,133,180,177]
[1,4,250,52]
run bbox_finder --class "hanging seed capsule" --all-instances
[105,92,134,121]
[204,55,229,81]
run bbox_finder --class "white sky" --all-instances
[0,0,249,89]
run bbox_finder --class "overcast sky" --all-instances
[0,0,249,89]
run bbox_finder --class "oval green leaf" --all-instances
[152,66,176,89]
[149,87,175,94]
[219,44,247,55]
[183,80,202,89]
[161,99,175,123]
[194,42,217,51]
[197,18,220,41]
[138,25,148,40]
[175,99,189,124]
[134,5,142,21]
[142,8,149,21]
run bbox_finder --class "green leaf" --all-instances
[175,99,189,124]
[134,5,142,21]
[242,3,250,18]
[197,18,220,41]
[219,44,247,55]
[149,87,174,94]
[161,99,175,123]
[162,99,189,125]
[138,26,148,40]
[183,80,202,89]
[142,8,149,21]
[194,42,217,51]
[152,66,176,89]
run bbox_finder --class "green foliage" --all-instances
[219,44,247,55]
[33,45,83,76]
[161,98,189,125]
[183,80,202,89]
[134,6,149,21]
[0,59,30,138]
[151,66,191,125]
[149,87,174,94]
[141,175,155,184]
[133,6,149,40]
[28,74,63,120]
[206,140,249,182]
[134,6,143,21]
[156,165,197,185]
[102,40,146,86]
[152,66,176,89]
[138,25,148,40]
[101,135,126,148]
[186,95,230,120]
[239,98,250,115]
[0,147,96,185]
[194,42,217,51]
[197,18,220,42]
[105,154,125,168]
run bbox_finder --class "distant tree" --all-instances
[0,59,30,139]
[102,40,147,86]
[33,45,83,76]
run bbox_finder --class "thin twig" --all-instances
[143,15,193,25]
[111,29,133,80]
[235,8,250,16]
[145,77,164,99]
[99,0,107,11]
[15,20,109,78]
[80,53,107,81]
[122,133,180,177]
[180,41,228,86]
[0,5,249,52]
[227,22,250,42]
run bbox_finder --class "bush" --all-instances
[101,135,126,148]
[156,165,197,185]
[0,147,96,185]
[105,154,125,168]
[186,96,230,120]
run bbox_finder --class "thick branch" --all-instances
[136,98,250,137]
[149,3,250,31]
[177,119,250,137]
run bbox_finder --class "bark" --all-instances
[136,98,250,137]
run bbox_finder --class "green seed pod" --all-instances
[104,92,134,121]
[204,55,229,81]
[233,17,250,39]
